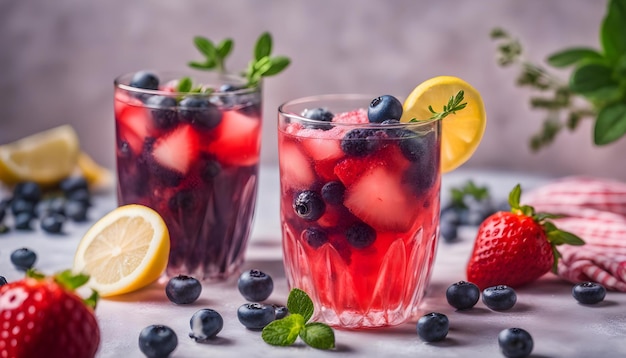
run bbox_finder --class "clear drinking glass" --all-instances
[278,94,441,328]
[114,71,262,280]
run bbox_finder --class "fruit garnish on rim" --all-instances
[73,204,170,297]
[402,76,487,173]
[466,184,585,289]
[0,269,100,358]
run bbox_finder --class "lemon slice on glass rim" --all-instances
[73,204,170,297]
[401,76,486,173]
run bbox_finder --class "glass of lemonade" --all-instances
[278,94,441,328]
[114,71,262,280]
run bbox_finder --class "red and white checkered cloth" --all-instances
[523,176,626,292]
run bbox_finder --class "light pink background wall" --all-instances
[1,0,620,179]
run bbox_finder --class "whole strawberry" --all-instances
[0,270,100,358]
[466,184,584,289]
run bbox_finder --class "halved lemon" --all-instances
[401,76,486,173]
[0,125,80,186]
[73,204,170,297]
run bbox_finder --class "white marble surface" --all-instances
[2,167,626,357]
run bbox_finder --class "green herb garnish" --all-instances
[188,31,290,88]
[261,288,335,350]
[409,90,467,122]
[428,90,467,120]
[491,0,626,150]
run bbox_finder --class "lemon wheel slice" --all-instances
[0,125,80,186]
[73,204,170,297]
[401,76,486,173]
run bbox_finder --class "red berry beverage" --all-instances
[278,94,441,328]
[114,71,262,280]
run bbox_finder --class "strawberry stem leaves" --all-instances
[508,184,585,272]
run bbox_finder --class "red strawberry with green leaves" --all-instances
[0,270,100,358]
[466,184,584,289]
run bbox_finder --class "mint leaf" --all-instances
[287,288,314,322]
[216,38,234,60]
[546,48,603,68]
[594,103,626,145]
[177,77,193,93]
[193,36,216,58]
[264,56,291,77]
[299,322,335,350]
[254,32,272,61]
[262,314,305,346]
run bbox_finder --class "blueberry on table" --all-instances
[189,309,223,342]
[165,275,202,304]
[14,212,34,231]
[40,212,65,234]
[293,190,325,221]
[446,281,480,310]
[238,269,274,302]
[572,282,606,305]
[11,199,36,216]
[439,219,458,242]
[368,95,403,123]
[417,312,449,342]
[66,188,91,206]
[138,324,178,358]
[498,328,533,358]
[237,303,275,330]
[130,71,160,90]
[37,197,66,217]
[179,97,223,130]
[273,305,289,320]
[0,276,7,286]
[13,181,42,203]
[59,176,89,194]
[10,248,37,271]
[65,200,89,222]
[482,285,517,311]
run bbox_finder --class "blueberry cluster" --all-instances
[236,269,287,330]
[127,71,260,130]
[0,177,91,235]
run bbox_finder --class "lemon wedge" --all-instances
[401,76,486,173]
[73,204,170,297]
[0,125,80,186]
[76,151,114,192]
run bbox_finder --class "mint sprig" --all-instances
[262,288,335,350]
[188,32,290,88]
[450,180,490,208]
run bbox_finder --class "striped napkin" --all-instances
[523,176,626,292]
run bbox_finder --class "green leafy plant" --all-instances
[188,31,290,88]
[261,288,335,350]
[492,0,626,150]
[449,180,490,209]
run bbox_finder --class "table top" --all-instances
[1,167,626,358]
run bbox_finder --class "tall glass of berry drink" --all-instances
[114,71,262,280]
[278,94,441,328]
